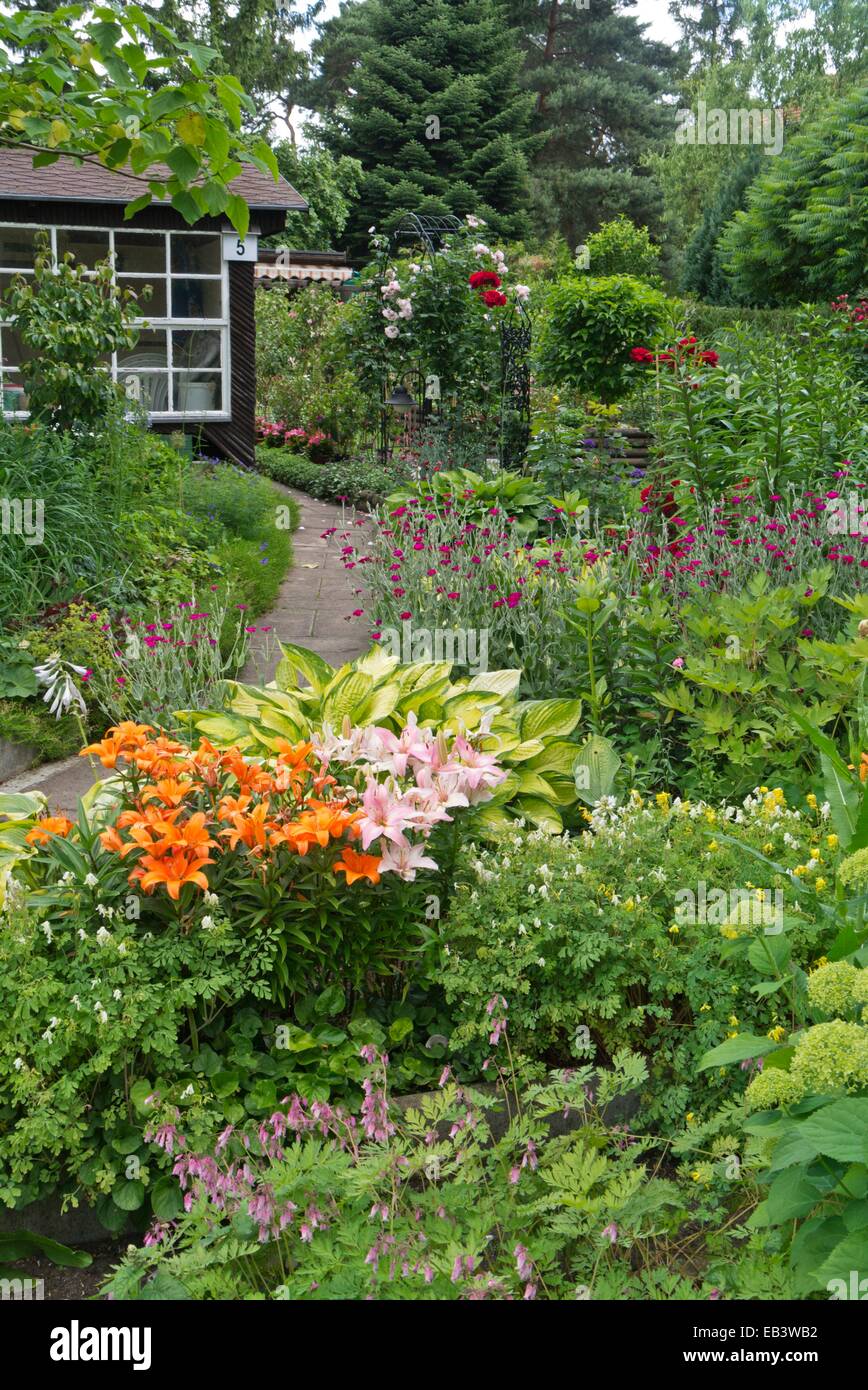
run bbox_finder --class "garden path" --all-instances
[2,487,371,816]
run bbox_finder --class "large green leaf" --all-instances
[514,795,562,833]
[798,1099,868,1165]
[0,791,45,821]
[821,751,859,846]
[0,1232,91,1268]
[572,735,621,805]
[697,1033,780,1070]
[519,699,582,741]
[275,642,335,694]
[321,671,373,724]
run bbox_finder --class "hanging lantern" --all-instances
[385,383,417,412]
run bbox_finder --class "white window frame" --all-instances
[0,223,232,422]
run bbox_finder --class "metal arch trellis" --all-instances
[376,212,532,470]
[376,214,463,462]
[391,212,463,259]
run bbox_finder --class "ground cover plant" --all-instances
[2,0,868,1315]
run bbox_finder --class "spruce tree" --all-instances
[313,0,536,256]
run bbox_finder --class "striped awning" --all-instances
[255,262,354,285]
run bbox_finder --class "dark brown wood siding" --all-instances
[203,261,255,466]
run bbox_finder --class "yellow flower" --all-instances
[721,927,738,940]
[814,877,827,892]
[704,808,716,825]
[728,1016,739,1027]
[767,1025,787,1042]
[655,792,670,810]
[691,1169,702,1182]
[812,956,829,971]
[668,924,680,934]
[699,1003,711,1012]
[793,865,807,877]
[623,897,635,911]
[686,1112,695,1125]
[759,786,769,794]
[708,840,719,852]
[826,834,839,849]
[763,842,774,854]
[806,793,818,809]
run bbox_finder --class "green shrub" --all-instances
[536,275,668,402]
[256,447,397,507]
[586,215,662,284]
[2,231,140,432]
[256,284,372,449]
[438,790,829,1130]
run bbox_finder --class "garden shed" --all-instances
[0,148,306,465]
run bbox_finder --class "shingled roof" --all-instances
[0,147,306,209]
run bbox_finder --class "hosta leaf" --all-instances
[466,669,522,699]
[572,735,621,805]
[526,740,584,775]
[321,672,373,723]
[519,699,583,741]
[507,738,546,763]
[353,683,401,725]
[514,796,562,833]
[275,642,334,694]
[514,770,557,800]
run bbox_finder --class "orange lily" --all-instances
[174,811,215,853]
[26,815,74,845]
[99,825,126,854]
[117,803,184,831]
[106,721,154,747]
[220,801,275,853]
[280,805,357,855]
[141,778,197,807]
[333,847,381,885]
[80,734,127,768]
[274,739,313,771]
[137,849,213,900]
[217,792,253,821]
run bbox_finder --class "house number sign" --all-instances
[222,234,259,261]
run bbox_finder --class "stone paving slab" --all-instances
[1,487,372,815]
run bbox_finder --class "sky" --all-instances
[298,0,683,52]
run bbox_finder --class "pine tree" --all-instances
[312,0,536,256]
[505,0,679,249]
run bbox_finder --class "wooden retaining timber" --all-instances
[609,425,654,469]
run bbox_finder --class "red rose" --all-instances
[481,288,507,307]
[630,346,654,363]
[469,270,502,290]
[700,350,719,366]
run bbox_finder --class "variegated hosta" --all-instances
[182,641,587,835]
